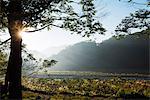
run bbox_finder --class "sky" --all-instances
[1,0,148,52]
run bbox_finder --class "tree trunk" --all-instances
[4,0,23,99]
[8,34,22,99]
[7,20,23,99]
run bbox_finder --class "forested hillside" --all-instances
[49,32,149,74]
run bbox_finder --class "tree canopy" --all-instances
[116,0,150,37]
[0,0,106,37]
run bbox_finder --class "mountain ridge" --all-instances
[48,34,149,74]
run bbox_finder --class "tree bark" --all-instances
[8,33,22,99]
[6,19,23,99]
[4,0,23,99]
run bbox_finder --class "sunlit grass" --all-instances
[1,76,149,99]
[22,77,150,98]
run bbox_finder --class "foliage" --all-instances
[0,0,105,37]
[21,77,150,98]
[22,91,105,100]
[116,0,150,37]
[0,42,57,77]
[0,51,7,78]
[115,9,150,34]
[22,58,58,76]
[43,59,58,68]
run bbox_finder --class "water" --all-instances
[32,73,150,80]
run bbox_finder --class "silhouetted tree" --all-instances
[116,0,150,37]
[0,0,105,99]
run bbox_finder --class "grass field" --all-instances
[0,72,150,99]
[22,77,150,99]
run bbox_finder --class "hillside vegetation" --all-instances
[49,31,149,74]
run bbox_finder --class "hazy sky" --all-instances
[1,0,148,52]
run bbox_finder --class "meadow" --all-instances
[1,71,150,99]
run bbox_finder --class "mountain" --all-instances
[42,45,67,57]
[48,34,149,74]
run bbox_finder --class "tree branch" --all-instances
[131,1,149,6]
[25,24,61,33]
[121,0,149,6]
[0,38,11,45]
[23,0,55,18]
